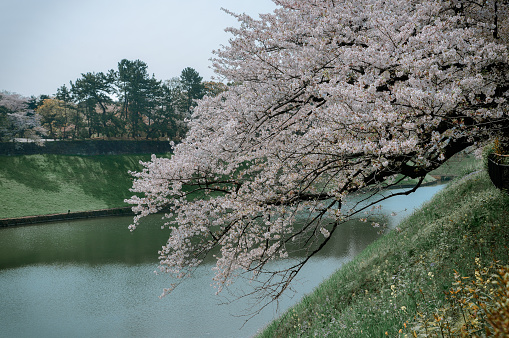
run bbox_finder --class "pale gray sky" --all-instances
[0,0,277,97]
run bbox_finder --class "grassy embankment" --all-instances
[0,154,164,218]
[260,159,509,336]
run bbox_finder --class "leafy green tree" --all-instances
[116,59,161,139]
[178,67,205,114]
[26,95,51,111]
[71,71,117,138]
[143,80,165,140]
[203,81,228,98]
[147,78,183,140]
[55,85,75,139]
[36,98,66,138]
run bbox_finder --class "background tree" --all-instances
[140,76,164,140]
[144,78,177,140]
[178,67,205,114]
[156,77,188,141]
[71,71,116,138]
[0,91,45,142]
[55,85,75,139]
[203,81,228,98]
[0,102,8,141]
[36,98,64,139]
[26,94,51,111]
[127,0,509,308]
[0,91,26,141]
[116,59,162,139]
[2,61,211,141]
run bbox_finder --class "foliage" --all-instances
[483,138,509,167]
[55,85,75,139]
[36,98,66,138]
[2,62,225,143]
[57,61,222,141]
[178,66,205,114]
[116,59,161,138]
[203,81,228,98]
[71,71,117,138]
[126,0,509,306]
[486,265,509,336]
[408,262,509,337]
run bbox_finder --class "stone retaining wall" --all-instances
[0,207,134,227]
[0,140,172,156]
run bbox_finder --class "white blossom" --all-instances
[127,0,509,306]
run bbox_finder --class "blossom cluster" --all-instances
[127,0,509,302]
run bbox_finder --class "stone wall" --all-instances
[0,140,172,156]
[0,207,134,227]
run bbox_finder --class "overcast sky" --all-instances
[0,0,277,97]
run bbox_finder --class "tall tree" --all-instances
[116,59,162,138]
[71,71,116,138]
[26,94,51,111]
[55,85,74,139]
[127,0,509,308]
[178,67,205,114]
[144,79,176,140]
[36,98,67,139]
[156,77,188,141]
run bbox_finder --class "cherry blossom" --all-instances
[127,0,509,305]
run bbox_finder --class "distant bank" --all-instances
[0,153,169,220]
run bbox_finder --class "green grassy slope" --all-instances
[259,170,509,337]
[0,154,161,218]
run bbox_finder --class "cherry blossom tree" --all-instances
[0,91,46,142]
[127,0,509,306]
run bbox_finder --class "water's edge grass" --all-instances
[258,169,509,337]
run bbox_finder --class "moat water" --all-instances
[0,184,445,337]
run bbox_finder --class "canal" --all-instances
[0,184,445,337]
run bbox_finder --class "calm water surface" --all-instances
[0,185,444,338]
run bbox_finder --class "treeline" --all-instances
[0,59,227,142]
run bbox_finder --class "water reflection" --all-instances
[0,213,382,269]
[0,216,169,269]
[0,184,445,337]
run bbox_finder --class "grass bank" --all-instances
[0,154,163,218]
[259,169,509,336]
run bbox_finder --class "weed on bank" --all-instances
[259,170,509,337]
